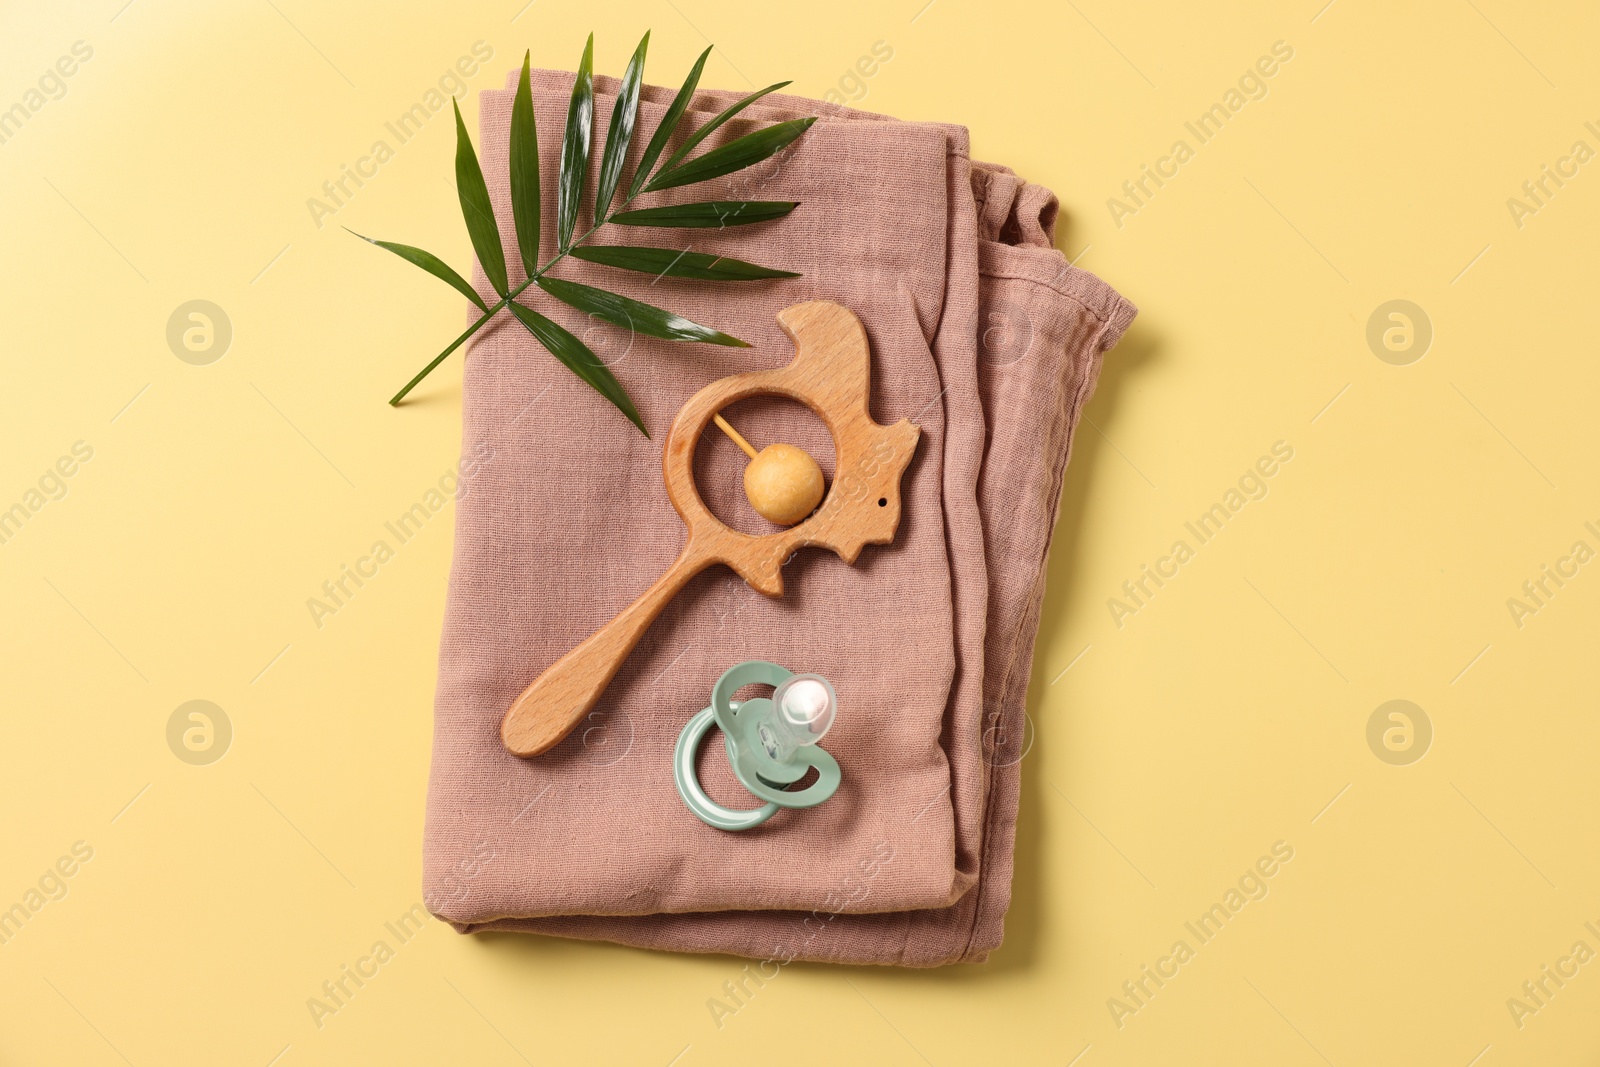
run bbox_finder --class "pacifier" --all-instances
[673,660,842,830]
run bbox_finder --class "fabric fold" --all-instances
[421,69,1135,966]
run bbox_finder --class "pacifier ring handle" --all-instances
[673,707,780,831]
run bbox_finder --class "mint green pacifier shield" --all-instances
[673,661,842,831]
[711,661,840,808]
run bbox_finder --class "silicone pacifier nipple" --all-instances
[760,674,837,761]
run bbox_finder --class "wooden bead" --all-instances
[744,443,824,526]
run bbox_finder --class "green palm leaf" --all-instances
[646,118,816,193]
[509,52,540,278]
[570,245,798,281]
[507,301,647,435]
[609,201,798,228]
[451,98,508,296]
[347,230,488,311]
[557,34,595,251]
[595,32,649,221]
[653,82,790,179]
[370,31,818,418]
[536,275,749,346]
[628,45,711,200]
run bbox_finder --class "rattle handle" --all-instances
[501,548,710,757]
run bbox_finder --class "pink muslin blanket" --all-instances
[421,68,1135,966]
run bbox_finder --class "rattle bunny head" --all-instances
[662,300,921,596]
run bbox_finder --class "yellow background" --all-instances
[3,0,1597,1063]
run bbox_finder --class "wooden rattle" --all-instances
[501,300,920,758]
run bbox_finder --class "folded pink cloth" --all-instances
[422,68,1135,966]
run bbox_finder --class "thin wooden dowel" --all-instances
[713,413,760,460]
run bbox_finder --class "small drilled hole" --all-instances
[878,498,887,507]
